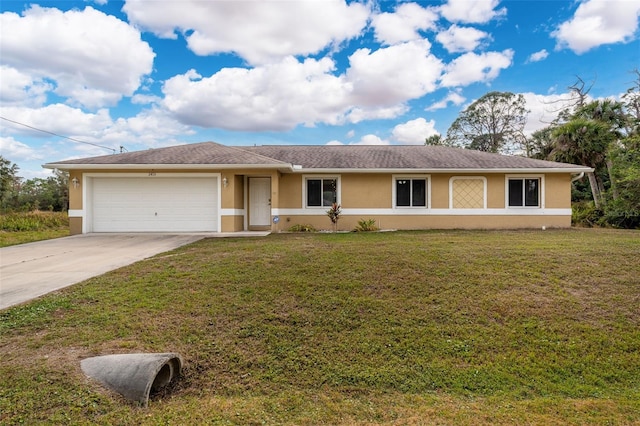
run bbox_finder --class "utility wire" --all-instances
[0,115,117,154]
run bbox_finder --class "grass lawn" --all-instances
[1,229,639,425]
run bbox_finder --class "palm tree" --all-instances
[551,119,615,207]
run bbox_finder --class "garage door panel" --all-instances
[92,177,218,232]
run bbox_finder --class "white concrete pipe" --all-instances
[81,353,182,406]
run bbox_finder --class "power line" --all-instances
[0,115,117,154]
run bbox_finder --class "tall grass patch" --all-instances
[1,210,69,231]
[0,211,70,246]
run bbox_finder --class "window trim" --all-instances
[505,175,545,208]
[303,175,341,209]
[392,175,431,209]
[449,176,487,209]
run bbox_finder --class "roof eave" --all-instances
[43,163,295,172]
[289,167,594,174]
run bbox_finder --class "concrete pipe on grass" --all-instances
[81,353,182,406]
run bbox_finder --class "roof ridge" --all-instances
[224,144,291,164]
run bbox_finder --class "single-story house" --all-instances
[43,142,592,234]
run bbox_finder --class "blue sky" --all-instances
[1,0,639,178]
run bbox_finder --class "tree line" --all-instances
[430,72,640,229]
[0,157,68,213]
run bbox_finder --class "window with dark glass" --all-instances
[307,178,337,207]
[508,178,540,207]
[396,178,426,207]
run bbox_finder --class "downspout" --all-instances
[571,172,584,183]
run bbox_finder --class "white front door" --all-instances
[249,177,271,228]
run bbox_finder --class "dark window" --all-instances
[307,178,337,207]
[508,178,540,207]
[307,179,322,206]
[396,178,427,207]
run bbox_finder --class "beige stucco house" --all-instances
[43,142,592,234]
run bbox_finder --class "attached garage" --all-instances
[87,175,218,232]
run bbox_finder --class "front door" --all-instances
[249,177,271,228]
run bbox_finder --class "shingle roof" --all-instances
[47,142,288,166]
[244,144,586,170]
[44,141,590,171]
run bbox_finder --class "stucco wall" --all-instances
[277,214,571,231]
[64,168,575,234]
[342,174,391,208]
[545,173,571,208]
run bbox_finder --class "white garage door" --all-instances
[92,177,218,232]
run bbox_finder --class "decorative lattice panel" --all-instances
[453,179,484,208]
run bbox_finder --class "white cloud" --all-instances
[553,0,640,54]
[1,104,113,141]
[372,3,439,45]
[527,49,549,63]
[326,134,389,145]
[0,6,154,108]
[521,92,580,135]
[346,105,409,124]
[351,134,389,145]
[123,0,369,65]
[0,65,52,107]
[426,90,467,111]
[439,0,507,24]
[347,40,444,105]
[162,42,446,132]
[441,49,514,87]
[436,25,491,53]
[0,136,42,162]
[391,118,439,145]
[162,58,351,131]
[1,103,191,158]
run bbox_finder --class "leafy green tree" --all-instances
[605,135,640,228]
[424,134,444,146]
[17,171,68,211]
[0,157,68,212]
[551,118,616,207]
[0,156,21,212]
[445,91,528,154]
[621,69,640,132]
[526,126,555,160]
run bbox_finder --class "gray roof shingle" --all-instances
[47,142,288,166]
[45,141,589,171]
[244,144,586,170]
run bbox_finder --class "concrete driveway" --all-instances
[0,234,208,310]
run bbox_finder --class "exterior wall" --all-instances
[278,173,302,208]
[69,217,83,235]
[342,174,391,208]
[276,214,570,231]
[545,173,571,208]
[64,168,575,234]
[273,172,574,231]
[221,215,244,232]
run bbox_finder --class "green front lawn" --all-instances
[1,229,638,424]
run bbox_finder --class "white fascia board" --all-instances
[43,163,294,171]
[291,167,593,174]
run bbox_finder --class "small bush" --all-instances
[288,224,317,232]
[354,218,379,232]
[571,202,603,227]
